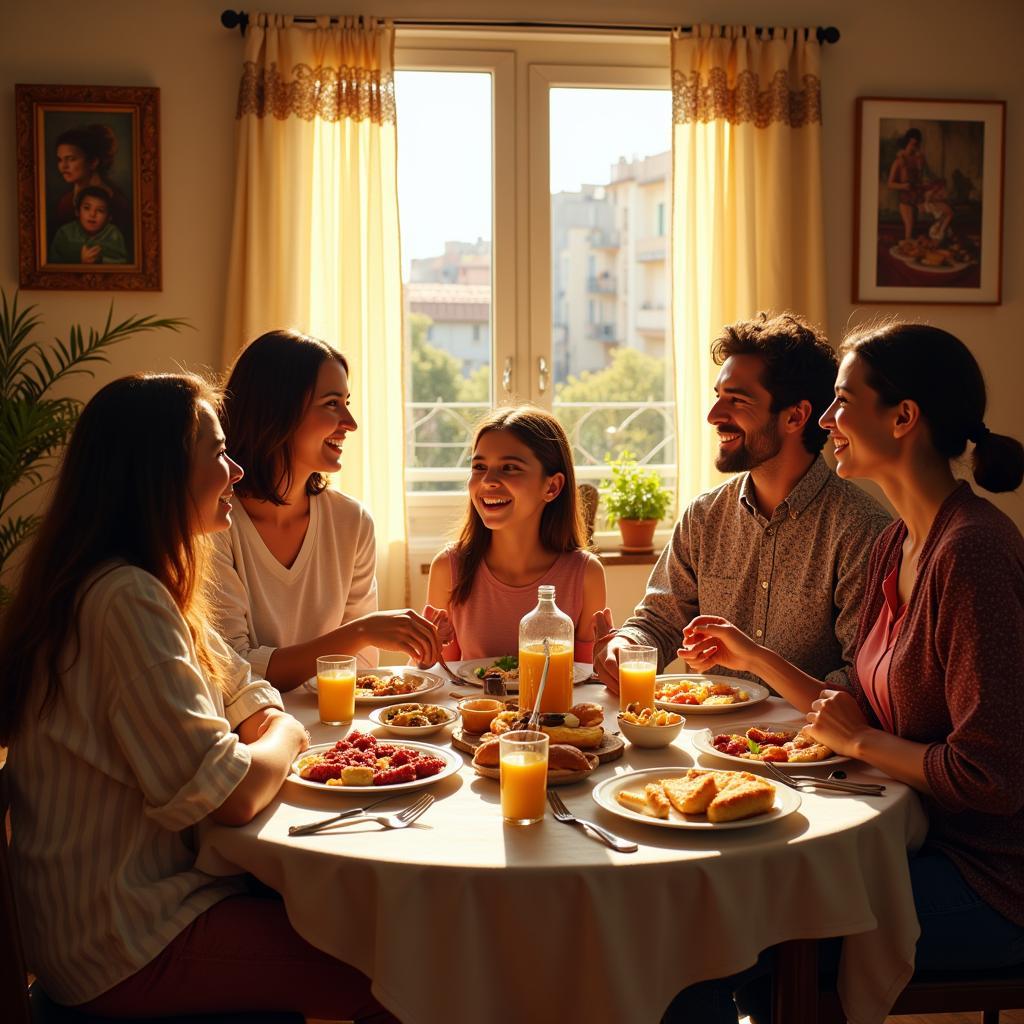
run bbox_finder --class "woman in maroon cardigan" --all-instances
[678,323,1024,1010]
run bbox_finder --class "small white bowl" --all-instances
[369,703,457,738]
[617,714,686,749]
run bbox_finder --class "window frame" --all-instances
[395,30,674,548]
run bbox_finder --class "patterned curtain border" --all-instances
[672,67,821,129]
[237,61,396,124]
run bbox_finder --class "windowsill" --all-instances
[594,547,660,567]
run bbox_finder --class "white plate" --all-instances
[368,703,457,737]
[692,724,850,770]
[592,767,801,830]
[452,658,593,687]
[653,674,770,715]
[888,244,974,274]
[290,739,461,794]
[303,667,444,705]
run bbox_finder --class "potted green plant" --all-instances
[601,450,673,553]
[0,289,188,605]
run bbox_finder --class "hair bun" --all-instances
[968,423,991,445]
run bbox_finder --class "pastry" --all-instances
[616,789,664,817]
[662,774,718,814]
[644,782,671,818]
[570,702,604,727]
[471,735,501,768]
[706,777,775,823]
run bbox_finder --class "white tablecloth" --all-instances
[197,684,927,1024]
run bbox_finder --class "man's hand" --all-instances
[679,615,763,675]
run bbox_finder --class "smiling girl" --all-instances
[426,406,607,662]
[212,330,440,690]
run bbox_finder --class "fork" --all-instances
[434,651,463,685]
[289,794,434,836]
[547,790,638,853]
[758,758,885,796]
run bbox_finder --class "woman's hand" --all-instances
[679,616,764,674]
[352,609,442,667]
[804,690,871,758]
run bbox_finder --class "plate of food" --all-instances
[654,674,769,714]
[452,657,593,688]
[290,733,461,793]
[303,667,443,705]
[692,723,849,769]
[592,767,800,830]
[368,702,457,738]
[889,240,975,273]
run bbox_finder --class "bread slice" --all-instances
[644,782,671,819]
[616,789,666,818]
[706,778,775,822]
[662,774,718,814]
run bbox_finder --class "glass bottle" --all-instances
[518,585,574,713]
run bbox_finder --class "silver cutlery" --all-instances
[435,651,463,685]
[758,758,885,796]
[289,794,434,836]
[547,790,638,853]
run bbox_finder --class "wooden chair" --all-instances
[578,483,599,550]
[816,949,1024,1024]
[1,768,301,1024]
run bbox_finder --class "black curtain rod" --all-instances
[219,10,840,44]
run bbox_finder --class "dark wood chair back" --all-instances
[578,483,599,550]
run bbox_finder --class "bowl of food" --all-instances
[368,702,457,737]
[617,705,685,749]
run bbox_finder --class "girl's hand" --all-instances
[81,244,101,263]
[422,604,455,645]
[804,690,870,758]
[591,607,614,644]
[678,616,763,674]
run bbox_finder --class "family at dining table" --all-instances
[0,308,1021,1022]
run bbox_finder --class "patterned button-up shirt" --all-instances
[613,456,891,690]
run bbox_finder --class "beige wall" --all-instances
[2,0,1021,543]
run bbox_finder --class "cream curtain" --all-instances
[671,24,827,503]
[224,13,407,608]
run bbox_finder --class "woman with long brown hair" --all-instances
[426,405,607,661]
[0,373,397,1021]
[213,329,441,690]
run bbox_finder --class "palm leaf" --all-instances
[0,290,45,399]
[0,514,41,575]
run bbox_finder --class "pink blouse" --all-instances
[854,562,907,734]
[440,548,594,663]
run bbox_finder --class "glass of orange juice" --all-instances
[617,644,657,712]
[316,655,357,725]
[499,729,549,825]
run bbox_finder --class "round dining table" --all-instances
[196,677,927,1024]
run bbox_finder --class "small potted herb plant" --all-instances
[601,450,673,553]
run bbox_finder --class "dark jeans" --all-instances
[661,846,1024,1023]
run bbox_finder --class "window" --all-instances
[395,32,674,536]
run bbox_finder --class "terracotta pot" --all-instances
[617,518,658,553]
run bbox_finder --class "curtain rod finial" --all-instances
[818,26,840,44]
[221,9,248,33]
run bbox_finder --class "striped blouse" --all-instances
[6,564,284,1005]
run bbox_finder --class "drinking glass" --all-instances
[618,644,657,712]
[499,729,549,825]
[316,655,357,725]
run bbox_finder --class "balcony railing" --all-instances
[586,323,617,341]
[406,399,676,490]
[587,275,617,294]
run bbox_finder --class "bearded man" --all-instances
[595,312,891,694]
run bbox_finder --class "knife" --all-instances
[288,794,397,836]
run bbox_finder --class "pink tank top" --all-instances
[443,548,593,663]
[855,563,907,733]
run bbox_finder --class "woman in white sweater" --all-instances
[214,329,441,690]
[0,373,397,1020]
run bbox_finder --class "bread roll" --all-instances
[570,702,604,727]
[547,744,592,773]
[471,735,501,767]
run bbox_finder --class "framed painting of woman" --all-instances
[15,84,161,290]
[853,97,1005,304]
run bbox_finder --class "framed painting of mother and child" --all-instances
[15,84,161,290]
[854,97,1005,304]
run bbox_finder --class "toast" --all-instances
[706,777,775,823]
[662,774,718,814]
[616,789,666,818]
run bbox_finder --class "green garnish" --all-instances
[746,738,761,754]
[474,655,519,679]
